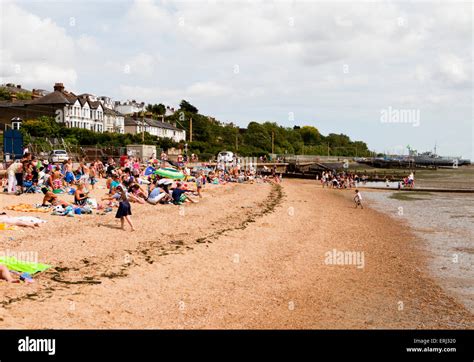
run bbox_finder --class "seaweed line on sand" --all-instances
[0,184,284,308]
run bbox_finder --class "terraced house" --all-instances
[0,83,125,133]
[124,117,186,143]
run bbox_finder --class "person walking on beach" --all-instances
[103,185,135,231]
[354,189,363,209]
[6,161,22,194]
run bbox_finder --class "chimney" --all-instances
[16,84,22,89]
[31,89,41,100]
[10,93,17,102]
[54,83,65,92]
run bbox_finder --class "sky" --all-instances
[0,0,472,158]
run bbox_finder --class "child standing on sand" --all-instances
[354,189,363,209]
[114,185,135,231]
[195,172,203,198]
[102,185,135,231]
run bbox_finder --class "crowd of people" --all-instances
[1,152,284,232]
[319,170,415,190]
[319,171,366,189]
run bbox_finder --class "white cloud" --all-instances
[119,80,232,105]
[186,81,231,97]
[1,0,471,158]
[437,54,471,86]
[105,52,160,77]
[77,34,100,53]
[0,2,77,88]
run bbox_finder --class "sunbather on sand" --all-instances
[0,264,17,283]
[41,187,69,207]
[171,182,198,205]
[0,215,41,228]
[147,182,171,205]
[74,183,89,206]
[128,183,147,204]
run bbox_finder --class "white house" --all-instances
[64,96,104,132]
[98,96,115,110]
[124,117,186,143]
[114,100,146,115]
[165,106,176,116]
[104,108,125,133]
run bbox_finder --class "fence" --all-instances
[280,154,354,163]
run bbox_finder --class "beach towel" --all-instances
[15,216,47,224]
[5,204,50,213]
[0,256,51,274]
[0,223,17,230]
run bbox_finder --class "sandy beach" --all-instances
[0,179,472,329]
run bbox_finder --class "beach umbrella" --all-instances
[144,166,155,176]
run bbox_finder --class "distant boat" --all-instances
[413,151,470,167]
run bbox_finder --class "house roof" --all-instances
[146,118,181,131]
[0,100,33,107]
[0,84,31,93]
[104,108,123,116]
[78,97,90,107]
[124,117,183,131]
[30,91,72,105]
[124,117,140,126]
[89,101,102,109]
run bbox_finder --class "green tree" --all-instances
[298,126,321,145]
[179,100,198,114]
[146,103,166,116]
[16,91,32,100]
[0,88,11,101]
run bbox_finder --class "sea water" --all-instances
[363,191,474,316]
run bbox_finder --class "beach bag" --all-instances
[87,198,98,209]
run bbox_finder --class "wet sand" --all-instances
[0,179,472,328]
[363,190,474,314]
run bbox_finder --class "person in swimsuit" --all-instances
[64,159,75,186]
[126,183,146,204]
[74,183,89,206]
[50,165,64,190]
[89,165,97,190]
[41,187,69,207]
